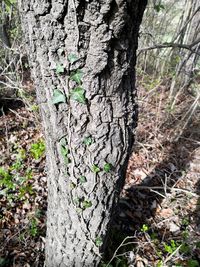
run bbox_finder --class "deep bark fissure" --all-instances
[18,0,147,266]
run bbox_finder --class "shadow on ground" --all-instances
[106,99,200,266]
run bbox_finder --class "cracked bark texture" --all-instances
[18,0,147,266]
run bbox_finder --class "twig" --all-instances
[163,245,182,264]
[150,189,166,198]
[1,106,9,154]
[174,93,200,141]
[128,185,198,197]
[8,108,29,120]
[179,136,200,145]
[106,236,137,267]
[138,38,200,56]
[0,224,27,252]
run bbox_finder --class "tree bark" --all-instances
[18,0,147,266]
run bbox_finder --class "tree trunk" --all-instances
[18,0,147,266]
[169,0,200,96]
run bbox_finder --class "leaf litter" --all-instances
[0,106,47,267]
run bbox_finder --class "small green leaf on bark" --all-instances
[52,89,66,104]
[70,87,86,104]
[154,4,165,12]
[70,182,76,189]
[61,146,69,158]
[61,145,70,164]
[70,69,83,84]
[60,139,70,164]
[91,165,100,173]
[83,137,93,146]
[79,176,87,184]
[68,54,78,64]
[103,163,112,173]
[82,200,92,209]
[73,198,81,206]
[56,64,65,74]
[60,137,67,146]
[95,237,103,247]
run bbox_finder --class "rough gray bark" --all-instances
[18,0,147,266]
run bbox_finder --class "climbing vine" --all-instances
[52,54,112,249]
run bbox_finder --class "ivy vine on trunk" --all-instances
[18,0,147,266]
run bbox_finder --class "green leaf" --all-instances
[180,243,190,254]
[196,241,200,248]
[70,69,83,84]
[154,4,165,12]
[30,104,39,112]
[95,237,103,247]
[170,240,177,249]
[103,163,112,173]
[156,261,163,267]
[70,87,86,104]
[187,259,199,267]
[83,137,93,146]
[29,218,39,237]
[56,64,65,74]
[91,165,100,173]
[79,176,87,184]
[0,167,11,180]
[4,0,16,13]
[52,89,66,104]
[141,224,149,232]
[61,146,69,157]
[30,140,45,160]
[60,137,67,147]
[70,182,76,189]
[68,54,78,64]
[163,240,178,254]
[60,145,70,164]
[82,200,92,209]
[73,198,81,206]
[164,244,173,254]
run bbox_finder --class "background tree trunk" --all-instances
[18,0,147,266]
[169,0,200,96]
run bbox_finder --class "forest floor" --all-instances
[0,76,200,267]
